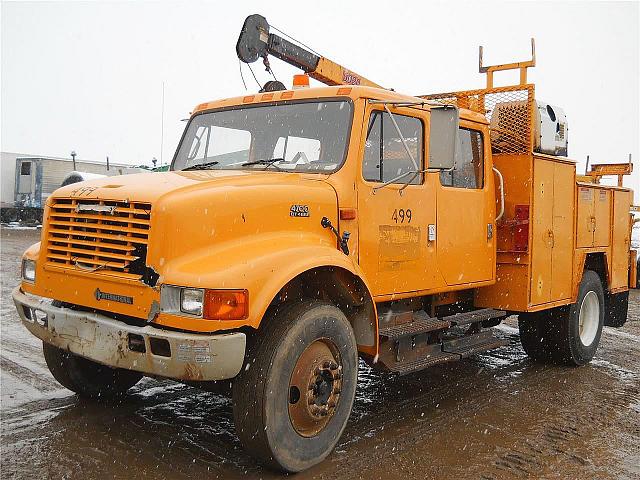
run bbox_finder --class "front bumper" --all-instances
[13,287,246,382]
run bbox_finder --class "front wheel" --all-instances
[232,300,358,472]
[43,343,142,399]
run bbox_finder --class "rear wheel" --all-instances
[43,343,142,399]
[518,270,604,366]
[549,270,604,366]
[551,270,604,365]
[232,300,358,472]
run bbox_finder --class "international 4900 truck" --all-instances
[13,14,637,472]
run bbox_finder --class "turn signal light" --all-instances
[339,208,357,220]
[204,289,248,320]
[292,74,310,89]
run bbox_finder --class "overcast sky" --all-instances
[1,1,638,194]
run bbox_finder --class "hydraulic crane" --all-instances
[236,13,383,89]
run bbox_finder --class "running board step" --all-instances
[379,317,451,339]
[442,308,506,327]
[442,333,509,358]
[384,351,459,375]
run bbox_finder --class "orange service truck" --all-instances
[13,14,637,472]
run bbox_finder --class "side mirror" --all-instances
[428,106,459,170]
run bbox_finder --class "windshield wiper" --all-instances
[241,158,284,171]
[182,161,219,171]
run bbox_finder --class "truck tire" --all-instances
[547,270,605,366]
[518,311,551,362]
[604,291,629,328]
[43,343,142,399]
[232,300,358,473]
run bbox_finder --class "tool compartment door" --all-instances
[529,157,575,305]
[550,161,575,300]
[593,188,611,247]
[611,189,632,290]
[576,186,595,247]
[530,160,554,304]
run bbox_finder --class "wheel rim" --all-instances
[578,290,600,347]
[288,339,343,437]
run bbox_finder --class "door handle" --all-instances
[492,166,505,222]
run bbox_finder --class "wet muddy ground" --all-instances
[1,226,639,479]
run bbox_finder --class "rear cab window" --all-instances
[439,128,484,189]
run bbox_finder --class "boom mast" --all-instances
[236,14,383,89]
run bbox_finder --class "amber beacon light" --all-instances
[292,73,310,89]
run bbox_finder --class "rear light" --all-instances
[513,204,530,252]
[204,289,248,320]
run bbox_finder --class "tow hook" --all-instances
[321,217,350,255]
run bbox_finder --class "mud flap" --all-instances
[604,291,629,328]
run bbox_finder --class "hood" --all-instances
[51,169,331,205]
[49,169,340,278]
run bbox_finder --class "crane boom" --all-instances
[236,14,383,89]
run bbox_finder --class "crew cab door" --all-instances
[356,105,440,296]
[435,122,495,285]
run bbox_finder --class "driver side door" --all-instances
[356,106,440,297]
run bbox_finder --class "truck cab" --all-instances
[15,85,491,358]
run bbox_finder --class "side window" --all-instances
[440,128,484,188]
[363,111,423,184]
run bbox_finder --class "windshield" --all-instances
[172,100,353,173]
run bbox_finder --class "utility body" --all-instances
[14,14,637,472]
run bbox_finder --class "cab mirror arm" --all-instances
[321,217,350,255]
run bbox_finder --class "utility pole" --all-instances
[71,150,77,170]
[106,155,110,171]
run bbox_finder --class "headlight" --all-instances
[180,288,204,316]
[22,259,36,283]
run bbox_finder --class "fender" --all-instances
[155,231,377,336]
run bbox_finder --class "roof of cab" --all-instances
[192,85,488,124]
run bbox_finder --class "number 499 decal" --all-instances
[391,209,412,223]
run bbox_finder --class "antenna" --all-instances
[160,81,165,167]
[479,38,536,88]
